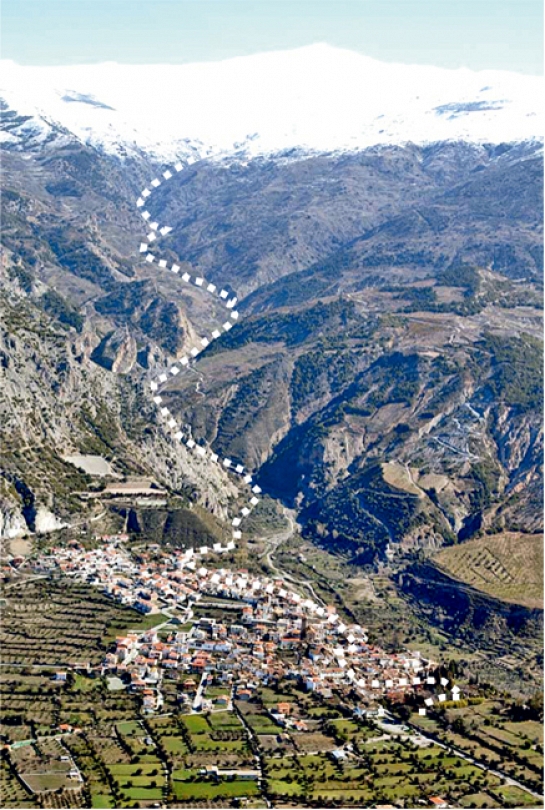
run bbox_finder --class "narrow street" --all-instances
[191,672,207,712]
[233,693,272,809]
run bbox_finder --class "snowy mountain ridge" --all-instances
[1,44,542,161]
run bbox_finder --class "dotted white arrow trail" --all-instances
[135,160,460,712]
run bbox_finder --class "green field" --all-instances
[492,785,538,806]
[181,715,209,734]
[163,737,189,753]
[91,794,113,808]
[207,712,242,729]
[116,721,141,735]
[121,787,164,800]
[174,779,258,800]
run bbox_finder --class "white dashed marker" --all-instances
[135,163,459,713]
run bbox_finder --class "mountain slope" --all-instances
[1,134,542,553]
[0,260,239,538]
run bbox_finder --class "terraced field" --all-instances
[0,580,166,668]
[0,668,140,733]
[433,532,543,608]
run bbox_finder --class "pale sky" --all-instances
[1,0,543,74]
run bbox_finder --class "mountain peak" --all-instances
[1,47,542,161]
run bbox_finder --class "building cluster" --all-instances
[35,538,446,715]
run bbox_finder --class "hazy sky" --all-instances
[2,0,543,74]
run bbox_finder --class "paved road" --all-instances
[1,574,49,590]
[260,509,325,606]
[192,672,207,712]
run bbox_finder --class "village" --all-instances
[4,539,540,810]
[35,534,458,717]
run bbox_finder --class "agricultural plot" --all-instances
[324,717,378,746]
[263,741,506,807]
[206,712,242,730]
[434,532,543,608]
[491,784,539,807]
[204,685,230,699]
[115,720,157,757]
[409,700,544,795]
[257,733,296,755]
[0,668,140,737]
[291,731,337,753]
[0,756,35,808]
[0,580,165,668]
[145,710,253,786]
[40,788,86,809]
[173,777,259,802]
[88,724,166,806]
[458,792,499,808]
[242,713,282,736]
[10,739,80,795]
[180,711,251,760]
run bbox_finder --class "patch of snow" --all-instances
[0,45,542,160]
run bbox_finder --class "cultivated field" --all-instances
[410,698,543,796]
[1,579,542,807]
[263,744,504,807]
[0,580,166,668]
[433,532,543,608]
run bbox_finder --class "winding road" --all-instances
[259,509,325,606]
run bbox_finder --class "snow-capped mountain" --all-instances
[0,44,542,160]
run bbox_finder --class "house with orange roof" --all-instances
[279,635,300,650]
